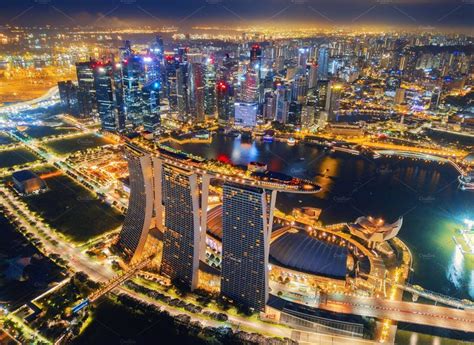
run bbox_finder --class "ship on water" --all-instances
[459,169,474,191]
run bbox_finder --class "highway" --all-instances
[269,280,473,333]
[0,86,59,114]
[0,185,114,283]
[119,287,383,345]
[321,294,474,333]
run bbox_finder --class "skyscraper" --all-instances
[123,55,144,126]
[187,62,206,123]
[93,61,126,132]
[325,82,342,122]
[216,80,234,125]
[118,149,154,262]
[221,183,275,312]
[75,61,95,117]
[291,74,308,102]
[58,80,78,116]
[113,61,126,131]
[161,165,202,290]
[263,91,276,121]
[308,61,318,89]
[275,84,289,124]
[142,81,161,133]
[204,60,217,116]
[234,102,258,128]
[317,47,329,81]
[250,43,262,77]
[240,69,259,103]
[94,63,117,131]
[165,54,178,110]
[176,63,189,121]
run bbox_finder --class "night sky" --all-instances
[0,0,473,29]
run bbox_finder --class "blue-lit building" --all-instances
[123,55,144,127]
[317,47,329,81]
[142,81,161,133]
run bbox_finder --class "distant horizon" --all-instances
[1,22,473,36]
[1,0,473,31]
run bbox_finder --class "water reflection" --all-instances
[168,134,474,299]
[446,245,464,290]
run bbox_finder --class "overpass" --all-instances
[320,293,474,333]
[88,256,153,303]
[375,150,466,175]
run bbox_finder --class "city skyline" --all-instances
[0,2,473,344]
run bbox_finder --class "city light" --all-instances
[0,4,472,345]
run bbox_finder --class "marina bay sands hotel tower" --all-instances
[118,144,318,312]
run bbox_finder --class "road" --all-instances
[0,86,59,114]
[0,185,114,283]
[270,280,473,333]
[119,288,382,345]
[321,294,474,333]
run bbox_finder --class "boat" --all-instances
[248,161,268,173]
[263,134,274,142]
[287,137,296,146]
[459,170,474,191]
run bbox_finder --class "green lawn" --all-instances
[73,296,209,345]
[0,148,39,169]
[0,133,15,146]
[24,125,79,139]
[23,170,123,243]
[43,133,115,156]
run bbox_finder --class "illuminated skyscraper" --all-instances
[291,74,308,102]
[263,91,276,121]
[58,80,78,116]
[275,84,289,124]
[221,183,276,312]
[75,61,96,117]
[161,165,202,289]
[123,55,145,126]
[93,62,126,132]
[188,62,206,123]
[216,80,234,125]
[308,61,318,89]
[165,54,178,110]
[118,149,154,262]
[113,62,126,131]
[317,47,329,81]
[94,63,116,131]
[204,60,217,116]
[176,63,189,121]
[234,102,258,128]
[142,81,161,133]
[250,43,262,77]
[240,69,259,103]
[325,82,342,122]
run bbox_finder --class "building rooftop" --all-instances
[12,170,40,182]
[270,230,348,279]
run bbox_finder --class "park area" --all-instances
[43,133,116,156]
[23,125,79,139]
[0,148,39,169]
[0,133,16,146]
[22,167,123,242]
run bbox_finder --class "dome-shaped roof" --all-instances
[270,230,348,279]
